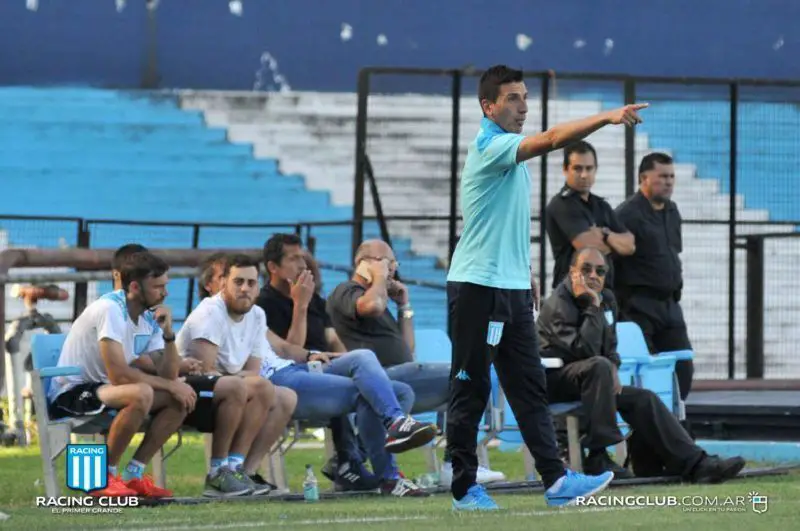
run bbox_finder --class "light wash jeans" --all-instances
[386,362,450,414]
[340,361,453,467]
[269,349,414,480]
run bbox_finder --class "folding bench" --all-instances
[31,333,175,497]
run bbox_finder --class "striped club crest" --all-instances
[66,444,108,493]
[486,321,504,346]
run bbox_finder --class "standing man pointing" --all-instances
[445,64,648,511]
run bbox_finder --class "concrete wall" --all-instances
[1,0,797,91]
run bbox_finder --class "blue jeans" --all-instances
[341,361,453,469]
[269,349,414,479]
[386,362,450,414]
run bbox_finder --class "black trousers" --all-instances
[446,282,565,499]
[547,357,704,478]
[618,291,694,400]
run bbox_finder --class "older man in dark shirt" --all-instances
[614,152,694,401]
[537,247,744,483]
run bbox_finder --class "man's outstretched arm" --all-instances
[516,103,649,163]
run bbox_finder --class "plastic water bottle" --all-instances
[303,464,319,502]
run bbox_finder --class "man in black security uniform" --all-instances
[614,153,694,401]
[538,247,745,482]
[545,141,636,289]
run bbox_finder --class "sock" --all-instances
[210,457,228,476]
[121,460,145,481]
[228,453,245,471]
[108,465,118,477]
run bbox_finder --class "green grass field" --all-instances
[0,433,797,530]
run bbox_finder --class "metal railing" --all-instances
[351,67,800,379]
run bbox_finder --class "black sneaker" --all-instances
[332,459,381,492]
[583,450,634,480]
[385,417,437,453]
[691,455,746,484]
[321,456,338,483]
[248,473,277,496]
[380,476,431,497]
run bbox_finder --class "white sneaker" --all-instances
[439,462,506,487]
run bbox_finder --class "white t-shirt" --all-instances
[49,290,165,401]
[177,294,291,375]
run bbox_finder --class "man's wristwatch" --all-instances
[399,303,414,320]
[602,227,611,244]
[163,333,175,343]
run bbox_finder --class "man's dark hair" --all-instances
[562,141,598,169]
[223,254,260,277]
[119,251,168,292]
[198,252,230,299]
[263,233,303,268]
[638,152,674,182]
[478,65,524,109]
[111,243,149,271]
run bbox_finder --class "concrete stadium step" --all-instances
[0,123,227,140]
[0,157,280,173]
[0,112,204,126]
[6,142,252,157]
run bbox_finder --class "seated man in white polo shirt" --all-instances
[177,254,297,497]
[49,251,193,499]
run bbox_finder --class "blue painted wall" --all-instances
[0,0,797,91]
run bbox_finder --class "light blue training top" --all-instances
[447,117,531,289]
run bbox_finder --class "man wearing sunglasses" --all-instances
[537,247,744,483]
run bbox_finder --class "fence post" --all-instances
[185,224,201,318]
[745,236,764,378]
[73,221,91,318]
[728,82,739,379]
[448,69,462,265]
[352,69,371,260]
[623,79,636,199]
[538,73,550,295]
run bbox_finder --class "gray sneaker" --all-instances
[202,467,253,498]
[232,467,271,496]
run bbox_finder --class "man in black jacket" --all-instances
[537,247,744,483]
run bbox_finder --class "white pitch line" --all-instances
[119,505,643,531]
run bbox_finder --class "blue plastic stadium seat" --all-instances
[616,321,679,413]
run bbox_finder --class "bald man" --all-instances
[327,240,507,487]
[537,247,744,483]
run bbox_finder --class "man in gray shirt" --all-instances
[327,239,506,487]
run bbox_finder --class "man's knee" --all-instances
[275,386,297,416]
[348,349,380,367]
[134,383,154,412]
[584,356,616,380]
[251,377,275,407]
[214,376,247,405]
